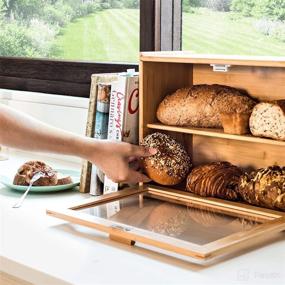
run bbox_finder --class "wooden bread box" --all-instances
[47,52,285,264]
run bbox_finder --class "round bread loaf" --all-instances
[186,162,243,200]
[13,161,57,186]
[141,132,191,185]
[157,84,256,128]
[238,166,285,211]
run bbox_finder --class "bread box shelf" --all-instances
[147,123,285,147]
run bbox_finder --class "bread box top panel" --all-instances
[140,51,285,68]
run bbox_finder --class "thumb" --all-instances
[130,145,157,158]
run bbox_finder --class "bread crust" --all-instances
[157,84,256,128]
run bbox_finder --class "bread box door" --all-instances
[47,186,285,264]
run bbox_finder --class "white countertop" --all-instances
[1,152,285,285]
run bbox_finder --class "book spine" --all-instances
[79,76,98,193]
[89,84,111,196]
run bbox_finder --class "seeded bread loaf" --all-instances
[238,166,285,211]
[157,84,256,128]
[141,132,191,185]
[249,101,285,141]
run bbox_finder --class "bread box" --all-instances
[47,52,285,264]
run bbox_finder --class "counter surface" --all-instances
[1,152,285,285]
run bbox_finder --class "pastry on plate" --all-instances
[13,161,73,186]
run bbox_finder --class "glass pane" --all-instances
[0,0,139,62]
[182,0,285,56]
[80,193,261,245]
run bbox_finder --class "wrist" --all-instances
[76,137,100,161]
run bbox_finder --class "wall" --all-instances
[0,89,89,163]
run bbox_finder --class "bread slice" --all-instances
[56,173,73,185]
[249,101,285,141]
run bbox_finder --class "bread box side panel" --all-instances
[139,61,193,140]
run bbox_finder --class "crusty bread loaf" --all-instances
[238,166,285,211]
[249,101,285,141]
[157,84,256,128]
[186,162,243,200]
[13,161,57,186]
[141,132,191,185]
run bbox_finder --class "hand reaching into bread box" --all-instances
[157,84,285,141]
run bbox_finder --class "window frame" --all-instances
[0,0,182,98]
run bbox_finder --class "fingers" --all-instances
[125,169,152,184]
[129,144,157,158]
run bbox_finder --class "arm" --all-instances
[0,104,155,183]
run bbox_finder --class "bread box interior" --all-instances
[140,52,285,172]
[47,52,285,264]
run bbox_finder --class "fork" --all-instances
[12,171,45,208]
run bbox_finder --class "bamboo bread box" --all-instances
[47,52,285,263]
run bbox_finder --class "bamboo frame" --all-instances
[46,186,285,262]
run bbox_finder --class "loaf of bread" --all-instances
[13,161,57,186]
[141,132,191,185]
[249,101,285,141]
[157,84,256,128]
[238,166,285,211]
[186,162,243,200]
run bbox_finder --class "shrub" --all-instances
[231,0,285,21]
[231,0,255,17]
[42,4,74,27]
[100,3,111,10]
[27,18,58,57]
[0,22,36,57]
[252,0,285,21]
[202,0,231,12]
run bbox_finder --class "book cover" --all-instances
[103,70,139,195]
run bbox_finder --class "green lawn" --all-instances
[183,9,285,56]
[53,8,285,63]
[54,9,139,63]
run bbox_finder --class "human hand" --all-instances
[84,139,157,184]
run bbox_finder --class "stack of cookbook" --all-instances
[80,70,139,196]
